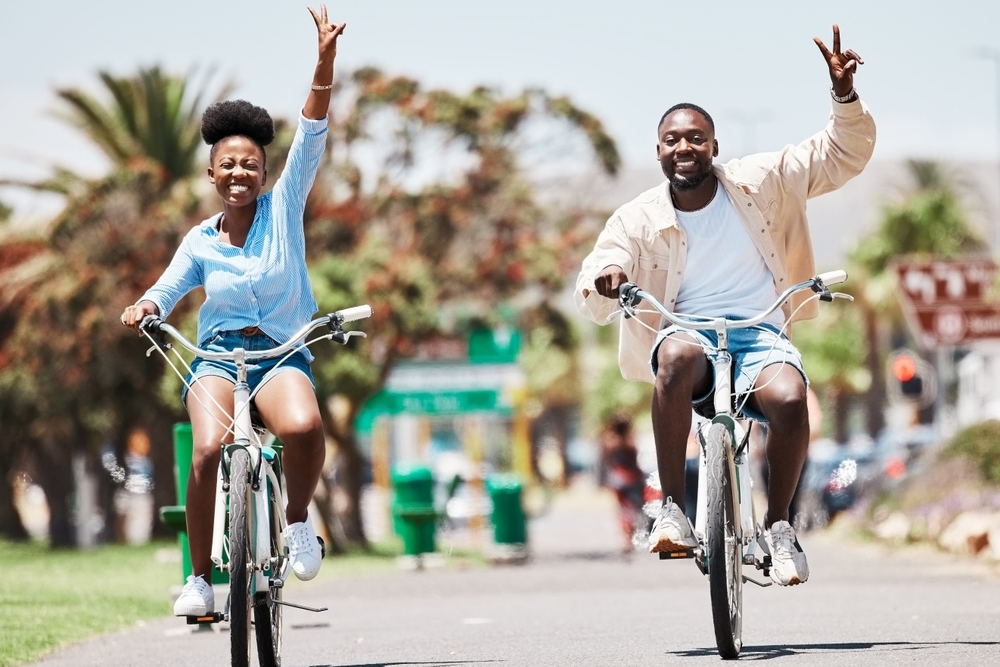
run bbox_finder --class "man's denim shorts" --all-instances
[650,320,807,421]
[181,330,315,406]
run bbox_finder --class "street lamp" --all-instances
[975,46,1000,251]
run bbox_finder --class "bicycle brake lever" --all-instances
[832,292,855,302]
[618,282,641,319]
[329,330,367,345]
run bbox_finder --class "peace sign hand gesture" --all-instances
[308,4,346,61]
[813,24,863,99]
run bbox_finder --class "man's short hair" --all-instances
[658,103,715,134]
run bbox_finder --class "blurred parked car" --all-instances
[795,438,873,530]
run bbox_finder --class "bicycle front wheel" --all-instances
[254,478,284,667]
[228,448,253,667]
[705,422,743,659]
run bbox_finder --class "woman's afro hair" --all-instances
[201,99,275,157]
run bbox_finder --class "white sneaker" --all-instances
[762,520,809,586]
[648,498,698,554]
[283,519,323,581]
[173,575,214,616]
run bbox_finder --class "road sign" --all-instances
[893,257,1000,347]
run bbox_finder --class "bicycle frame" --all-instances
[619,270,850,658]
[619,270,851,555]
[140,306,372,600]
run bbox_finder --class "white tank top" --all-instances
[674,182,783,326]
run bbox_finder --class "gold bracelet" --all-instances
[311,83,333,91]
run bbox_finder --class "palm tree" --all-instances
[56,67,227,187]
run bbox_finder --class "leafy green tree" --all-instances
[0,67,222,545]
[301,68,619,545]
[848,159,988,436]
[794,299,870,443]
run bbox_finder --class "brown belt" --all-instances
[238,326,263,337]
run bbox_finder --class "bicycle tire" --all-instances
[228,448,253,667]
[254,480,284,667]
[705,422,743,659]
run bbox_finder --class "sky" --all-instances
[3,0,1000,231]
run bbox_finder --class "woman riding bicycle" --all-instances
[120,5,346,616]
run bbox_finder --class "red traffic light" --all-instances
[890,354,917,382]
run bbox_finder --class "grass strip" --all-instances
[0,536,484,666]
[0,540,177,667]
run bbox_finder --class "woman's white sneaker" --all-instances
[283,519,323,581]
[173,575,214,616]
[762,520,809,586]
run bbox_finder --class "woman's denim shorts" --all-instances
[181,330,315,406]
[650,321,807,422]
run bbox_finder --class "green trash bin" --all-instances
[486,473,527,547]
[158,422,229,585]
[390,463,437,556]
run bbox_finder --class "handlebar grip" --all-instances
[338,305,373,323]
[816,270,847,286]
[139,315,163,333]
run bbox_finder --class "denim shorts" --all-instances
[181,330,315,406]
[650,321,807,422]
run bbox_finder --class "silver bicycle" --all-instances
[140,305,372,667]
[618,270,851,659]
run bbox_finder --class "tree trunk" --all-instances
[334,434,369,547]
[863,305,886,438]
[831,386,850,445]
[93,445,120,544]
[315,399,367,551]
[312,475,346,555]
[33,440,76,548]
[0,463,28,541]
[147,409,180,540]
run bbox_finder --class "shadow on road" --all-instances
[670,640,1000,660]
[308,661,504,667]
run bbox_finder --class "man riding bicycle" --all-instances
[575,25,875,586]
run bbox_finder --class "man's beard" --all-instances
[661,159,711,191]
[668,169,710,191]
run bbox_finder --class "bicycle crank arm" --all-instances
[272,599,329,613]
[742,573,772,588]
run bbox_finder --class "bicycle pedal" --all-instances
[658,549,696,560]
[186,612,225,625]
[317,536,326,559]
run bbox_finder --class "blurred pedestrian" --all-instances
[599,414,647,554]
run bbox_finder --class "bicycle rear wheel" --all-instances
[254,480,284,667]
[705,422,743,659]
[228,448,253,667]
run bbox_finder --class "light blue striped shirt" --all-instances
[141,114,328,354]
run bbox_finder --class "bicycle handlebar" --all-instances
[139,305,373,362]
[618,271,849,330]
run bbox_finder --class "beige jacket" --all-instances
[575,97,876,383]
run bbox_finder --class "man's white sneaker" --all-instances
[283,519,323,581]
[648,498,698,554]
[762,520,809,586]
[173,575,214,616]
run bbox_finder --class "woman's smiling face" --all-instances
[208,135,267,206]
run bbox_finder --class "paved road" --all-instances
[26,482,1000,667]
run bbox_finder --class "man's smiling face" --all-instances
[656,109,718,191]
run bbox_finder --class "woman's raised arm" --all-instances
[303,4,346,120]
